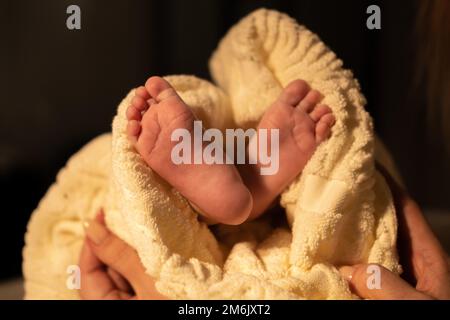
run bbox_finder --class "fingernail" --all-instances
[86,220,109,245]
[82,220,90,231]
[339,266,355,281]
[96,210,105,224]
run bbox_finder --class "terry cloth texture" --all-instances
[23,9,401,299]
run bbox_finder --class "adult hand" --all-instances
[339,165,450,299]
[79,210,167,300]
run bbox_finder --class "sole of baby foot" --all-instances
[126,76,252,225]
[244,79,335,219]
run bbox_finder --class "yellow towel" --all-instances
[23,9,401,300]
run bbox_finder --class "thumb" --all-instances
[85,212,166,299]
[339,264,432,300]
[85,213,146,285]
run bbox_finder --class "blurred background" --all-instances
[1,0,449,298]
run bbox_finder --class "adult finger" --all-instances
[79,240,130,300]
[339,264,432,300]
[377,163,439,246]
[85,212,167,299]
[377,163,450,297]
[107,267,133,294]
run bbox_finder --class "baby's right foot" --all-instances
[126,77,252,225]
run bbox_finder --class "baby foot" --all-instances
[126,77,252,225]
[259,79,335,170]
[243,79,335,219]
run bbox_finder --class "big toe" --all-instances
[145,76,179,102]
[278,79,310,106]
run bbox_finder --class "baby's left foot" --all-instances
[126,77,252,225]
[242,79,335,219]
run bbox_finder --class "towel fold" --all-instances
[23,9,401,300]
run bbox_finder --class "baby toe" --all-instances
[131,96,148,112]
[315,114,335,143]
[126,105,142,121]
[145,76,179,102]
[136,86,150,100]
[309,104,332,122]
[298,90,322,113]
[278,79,310,106]
[127,120,141,142]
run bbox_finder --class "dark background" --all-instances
[1,0,448,280]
